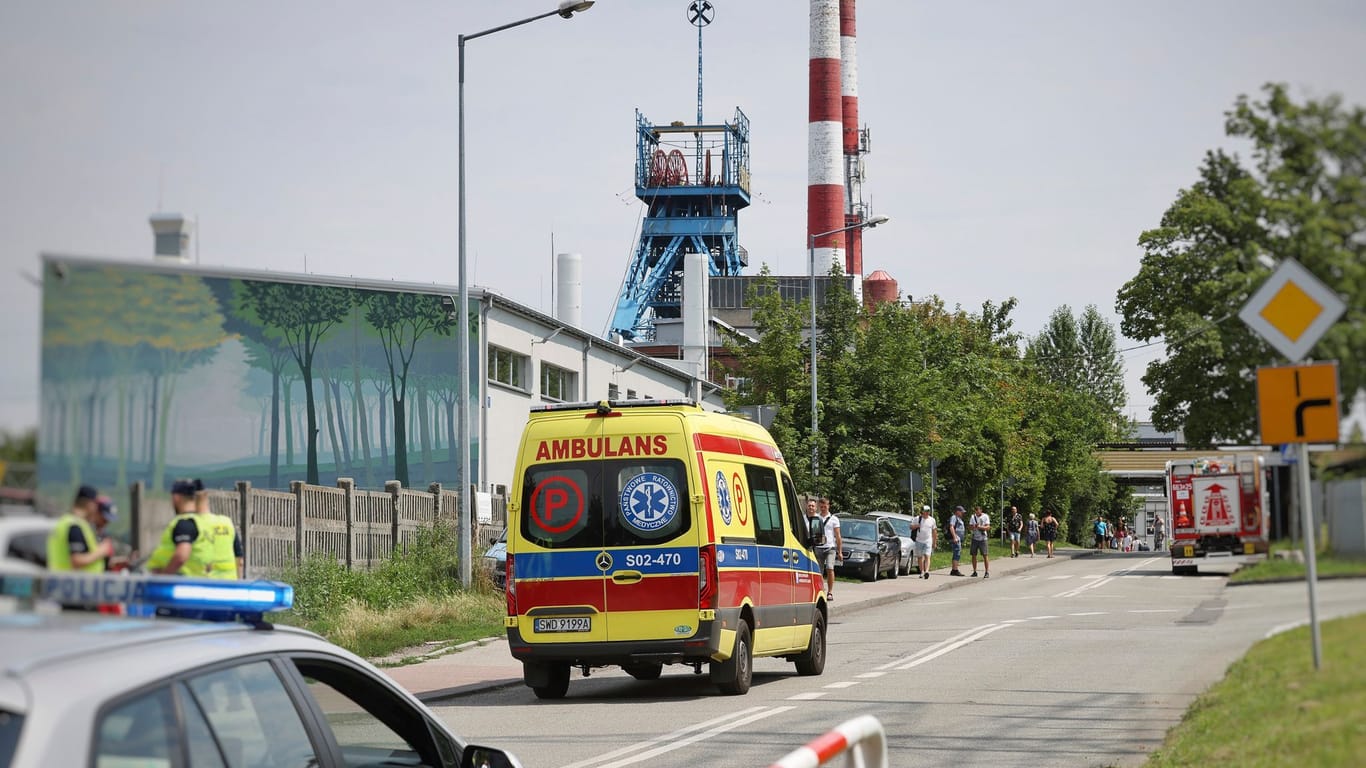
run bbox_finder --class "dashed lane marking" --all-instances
[822,681,860,689]
[786,692,826,700]
[1068,611,1107,616]
[558,706,781,768]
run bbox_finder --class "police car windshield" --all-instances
[521,459,692,549]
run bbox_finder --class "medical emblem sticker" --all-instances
[620,472,680,532]
[715,470,733,525]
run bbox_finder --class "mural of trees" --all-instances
[39,261,470,503]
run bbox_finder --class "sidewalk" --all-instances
[381,548,1097,701]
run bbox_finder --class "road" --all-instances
[430,554,1365,768]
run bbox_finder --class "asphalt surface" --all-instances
[382,546,1100,701]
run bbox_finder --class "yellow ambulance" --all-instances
[502,399,827,698]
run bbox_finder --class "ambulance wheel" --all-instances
[794,613,826,676]
[713,620,753,695]
[529,662,570,700]
[625,662,663,681]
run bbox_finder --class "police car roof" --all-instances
[0,610,326,679]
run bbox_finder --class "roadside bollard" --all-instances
[767,714,887,768]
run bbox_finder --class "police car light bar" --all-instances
[0,572,294,617]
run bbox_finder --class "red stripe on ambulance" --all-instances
[694,433,783,463]
[515,579,605,612]
[604,575,699,612]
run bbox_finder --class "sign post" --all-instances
[1241,258,1345,671]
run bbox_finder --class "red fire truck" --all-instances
[1165,455,1269,575]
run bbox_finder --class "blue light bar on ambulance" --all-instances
[0,572,293,617]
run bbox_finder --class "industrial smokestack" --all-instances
[840,0,865,281]
[808,0,845,273]
[554,252,583,328]
[149,213,192,263]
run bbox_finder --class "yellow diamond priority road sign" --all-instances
[1238,258,1346,361]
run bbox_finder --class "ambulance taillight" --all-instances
[505,554,516,615]
[698,545,718,609]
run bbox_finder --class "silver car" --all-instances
[0,516,55,573]
[866,511,916,575]
[0,571,522,768]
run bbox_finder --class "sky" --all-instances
[3,0,1365,437]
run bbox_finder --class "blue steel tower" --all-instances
[608,109,751,341]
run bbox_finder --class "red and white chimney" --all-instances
[808,0,845,274]
[840,0,865,279]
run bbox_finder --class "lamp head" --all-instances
[865,214,890,228]
[558,0,594,18]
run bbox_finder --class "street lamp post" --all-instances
[808,214,890,480]
[457,1,594,588]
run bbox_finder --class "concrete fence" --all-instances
[129,478,506,579]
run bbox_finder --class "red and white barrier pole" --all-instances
[767,714,887,768]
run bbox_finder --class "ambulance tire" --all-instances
[624,662,663,681]
[713,620,753,695]
[529,662,570,700]
[794,613,826,676]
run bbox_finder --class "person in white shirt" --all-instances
[816,498,843,600]
[912,506,937,580]
[969,506,991,578]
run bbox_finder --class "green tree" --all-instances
[239,281,353,484]
[1117,84,1366,444]
[361,292,455,487]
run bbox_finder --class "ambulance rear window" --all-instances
[521,459,692,548]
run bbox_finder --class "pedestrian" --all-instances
[1153,512,1167,551]
[1040,508,1060,558]
[147,479,240,579]
[969,505,991,578]
[912,506,937,579]
[815,497,842,601]
[1025,512,1039,557]
[1093,516,1107,550]
[948,506,967,576]
[1008,506,1024,558]
[46,484,115,573]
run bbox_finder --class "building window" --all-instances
[541,363,577,402]
[488,346,529,390]
[608,383,620,400]
[626,389,637,400]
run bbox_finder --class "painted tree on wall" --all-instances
[361,292,454,486]
[239,281,353,485]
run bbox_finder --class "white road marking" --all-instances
[1068,611,1107,616]
[561,705,795,768]
[1265,620,1308,639]
[1056,576,1115,598]
[893,624,1009,671]
[1001,619,1028,624]
[856,671,886,678]
[1026,615,1060,620]
[557,706,775,768]
[1128,608,1181,614]
[873,623,997,671]
[1047,575,1072,580]
[786,692,827,700]
[822,681,860,689]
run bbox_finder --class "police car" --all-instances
[0,571,521,768]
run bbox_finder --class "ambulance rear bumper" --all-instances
[507,617,722,666]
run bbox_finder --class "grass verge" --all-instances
[1143,612,1366,767]
[1229,553,1366,584]
[266,524,505,659]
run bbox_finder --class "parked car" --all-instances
[866,511,916,575]
[0,515,55,573]
[483,527,507,589]
[834,514,901,582]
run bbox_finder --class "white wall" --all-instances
[478,296,723,493]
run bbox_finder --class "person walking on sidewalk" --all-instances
[1025,513,1039,557]
[969,505,991,578]
[912,506,937,579]
[1041,507,1060,558]
[815,498,842,600]
[948,506,966,576]
[1007,506,1024,558]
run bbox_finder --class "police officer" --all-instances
[148,479,240,579]
[47,484,115,572]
